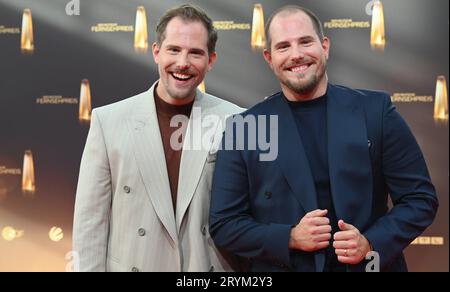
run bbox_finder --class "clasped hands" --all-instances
[288,209,372,265]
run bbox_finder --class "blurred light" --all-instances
[2,226,24,241]
[134,6,148,53]
[251,4,266,51]
[49,227,64,242]
[434,76,448,122]
[20,8,34,54]
[198,81,206,93]
[22,150,35,195]
[79,79,92,124]
[370,0,385,51]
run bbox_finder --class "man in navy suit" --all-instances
[209,5,438,272]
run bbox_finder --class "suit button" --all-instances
[124,186,131,194]
[265,191,272,199]
[202,226,207,236]
[131,267,139,272]
[138,228,146,236]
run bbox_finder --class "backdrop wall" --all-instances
[0,0,448,271]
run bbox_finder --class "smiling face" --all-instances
[263,11,330,101]
[152,17,217,105]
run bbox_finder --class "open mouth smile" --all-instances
[286,63,313,73]
[171,72,195,82]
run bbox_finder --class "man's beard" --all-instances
[282,60,326,95]
[284,74,319,95]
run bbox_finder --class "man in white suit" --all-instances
[73,4,243,272]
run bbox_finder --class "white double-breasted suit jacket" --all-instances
[73,82,244,271]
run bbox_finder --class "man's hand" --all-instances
[289,209,332,252]
[333,220,371,265]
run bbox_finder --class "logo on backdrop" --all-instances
[36,96,78,105]
[91,23,133,33]
[391,93,433,103]
[213,21,251,31]
[0,166,21,176]
[324,19,370,29]
[0,25,20,34]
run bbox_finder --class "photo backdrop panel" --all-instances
[0,0,448,271]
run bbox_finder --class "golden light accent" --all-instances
[434,76,448,122]
[251,4,266,51]
[79,79,92,124]
[22,150,35,195]
[20,8,34,54]
[370,0,386,50]
[1,226,24,241]
[134,6,148,53]
[198,81,206,93]
[49,227,64,242]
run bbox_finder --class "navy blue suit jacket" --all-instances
[210,84,438,272]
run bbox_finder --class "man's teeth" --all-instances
[291,65,309,72]
[173,73,192,80]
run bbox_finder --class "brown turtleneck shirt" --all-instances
[154,88,194,212]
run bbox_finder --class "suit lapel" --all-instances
[127,84,178,244]
[272,95,325,272]
[327,85,372,230]
[176,91,218,231]
[273,95,319,213]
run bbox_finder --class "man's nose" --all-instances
[290,45,306,62]
[176,53,190,70]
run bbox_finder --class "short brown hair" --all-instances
[265,5,324,51]
[156,4,218,55]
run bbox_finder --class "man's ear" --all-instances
[207,51,218,72]
[152,42,160,64]
[263,49,273,69]
[322,37,330,60]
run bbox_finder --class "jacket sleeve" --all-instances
[73,109,112,272]
[363,95,439,270]
[209,120,293,268]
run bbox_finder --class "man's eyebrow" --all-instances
[298,35,315,42]
[273,35,317,49]
[189,48,206,54]
[165,44,180,50]
[164,45,205,54]
[273,41,290,49]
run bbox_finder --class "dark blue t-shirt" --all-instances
[286,93,346,272]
